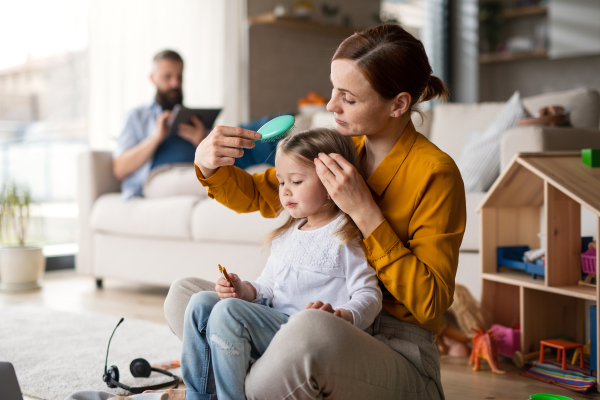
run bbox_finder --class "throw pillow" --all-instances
[457,91,525,192]
[142,164,208,198]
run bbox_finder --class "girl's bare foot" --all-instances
[142,388,186,400]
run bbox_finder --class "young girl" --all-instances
[179,128,382,400]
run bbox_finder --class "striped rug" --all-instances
[521,362,597,393]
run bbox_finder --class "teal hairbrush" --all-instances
[254,115,295,142]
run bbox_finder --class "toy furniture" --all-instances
[497,246,545,279]
[479,152,600,387]
[571,340,590,366]
[539,339,584,370]
[491,324,521,357]
[581,247,597,276]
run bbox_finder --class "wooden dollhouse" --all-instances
[478,152,600,383]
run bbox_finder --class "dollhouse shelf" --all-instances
[482,272,596,301]
[479,152,600,385]
[248,12,357,37]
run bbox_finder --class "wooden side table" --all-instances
[540,339,584,370]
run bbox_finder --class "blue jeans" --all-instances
[181,291,289,400]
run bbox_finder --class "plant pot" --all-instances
[0,246,45,291]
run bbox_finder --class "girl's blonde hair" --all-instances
[263,128,362,246]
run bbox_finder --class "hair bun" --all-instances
[421,75,449,102]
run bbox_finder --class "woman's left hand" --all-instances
[305,301,353,324]
[314,153,384,238]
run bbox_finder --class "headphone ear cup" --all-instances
[130,358,152,378]
[105,365,120,388]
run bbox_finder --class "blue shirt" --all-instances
[151,134,196,170]
[114,101,284,200]
[113,101,196,200]
[113,102,162,200]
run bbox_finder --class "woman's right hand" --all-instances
[194,126,261,178]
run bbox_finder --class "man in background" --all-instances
[112,50,206,200]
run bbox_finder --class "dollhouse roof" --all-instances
[478,152,600,216]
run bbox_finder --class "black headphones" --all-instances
[102,318,180,394]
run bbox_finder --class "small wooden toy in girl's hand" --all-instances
[218,264,235,291]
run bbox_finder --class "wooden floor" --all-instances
[2,271,599,400]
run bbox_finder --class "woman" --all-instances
[161,24,466,400]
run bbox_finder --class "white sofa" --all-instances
[77,87,600,299]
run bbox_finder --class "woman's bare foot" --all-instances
[142,388,186,400]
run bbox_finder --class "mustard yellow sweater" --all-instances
[196,121,466,334]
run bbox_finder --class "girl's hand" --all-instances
[215,273,257,302]
[314,153,384,238]
[195,126,261,178]
[305,301,353,324]
[215,273,245,300]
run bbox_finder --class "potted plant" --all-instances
[0,182,45,291]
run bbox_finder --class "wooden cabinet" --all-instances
[479,152,600,382]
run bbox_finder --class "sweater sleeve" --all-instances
[361,163,466,326]
[336,242,383,330]
[195,164,281,218]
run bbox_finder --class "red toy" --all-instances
[539,339,584,370]
[469,326,506,374]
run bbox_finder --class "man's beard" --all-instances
[155,88,183,110]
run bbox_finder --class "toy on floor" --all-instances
[529,395,574,400]
[437,284,489,357]
[447,284,489,338]
[571,340,590,366]
[469,326,506,374]
[513,349,551,368]
[490,323,521,357]
[436,325,471,357]
[151,360,181,370]
[539,339,584,370]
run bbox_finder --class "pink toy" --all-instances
[491,324,521,358]
[581,247,596,275]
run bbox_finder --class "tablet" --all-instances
[168,105,221,131]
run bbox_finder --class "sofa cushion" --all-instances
[522,87,600,129]
[457,92,525,192]
[412,108,434,139]
[142,164,209,199]
[429,102,505,161]
[191,199,283,245]
[91,193,202,240]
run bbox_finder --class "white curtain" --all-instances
[87,0,246,149]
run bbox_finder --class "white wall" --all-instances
[88,0,244,149]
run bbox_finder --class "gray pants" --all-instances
[165,277,444,400]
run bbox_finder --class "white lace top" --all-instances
[250,215,382,330]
